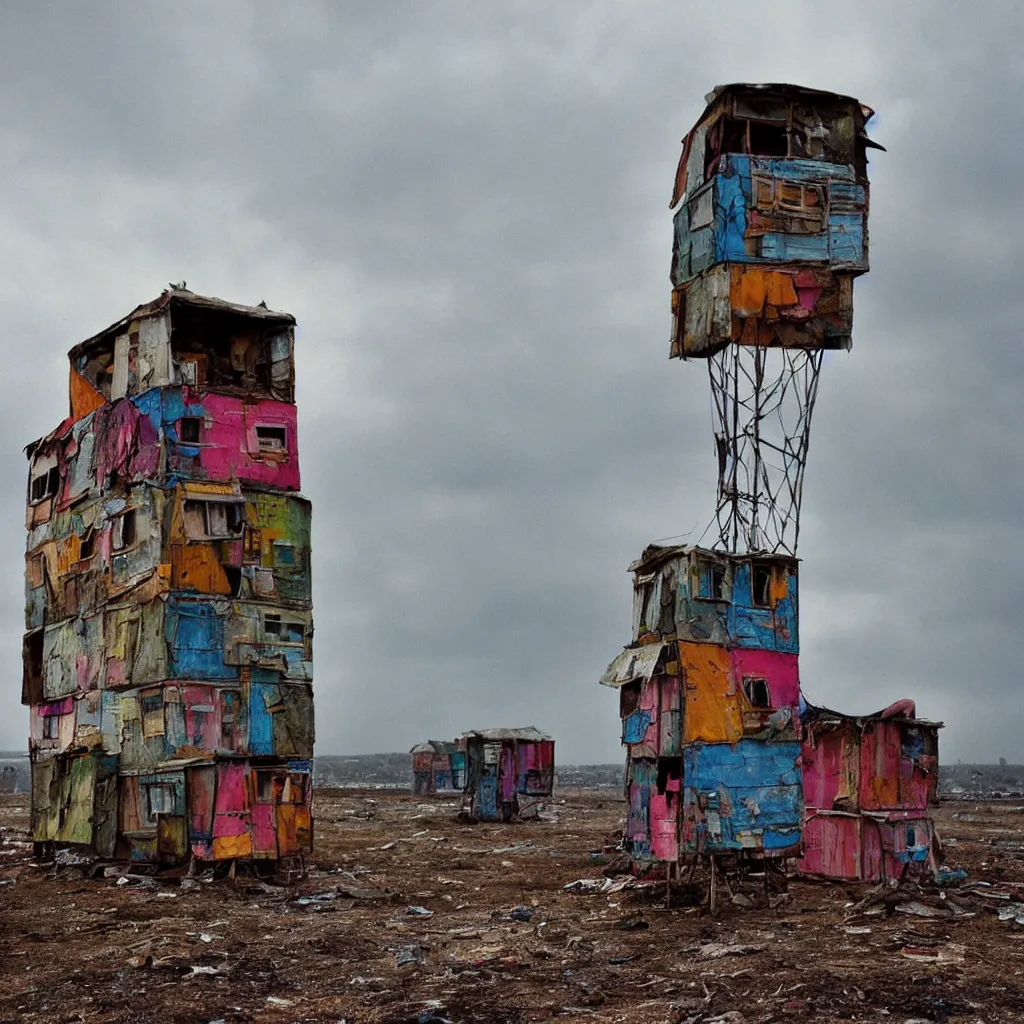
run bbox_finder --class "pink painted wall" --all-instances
[213,762,250,837]
[658,676,682,756]
[861,819,884,881]
[800,813,860,880]
[802,727,855,811]
[860,722,901,810]
[650,792,679,861]
[184,686,221,751]
[251,802,278,856]
[187,393,300,491]
[728,649,799,709]
[499,744,517,802]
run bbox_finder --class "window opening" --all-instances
[255,425,287,451]
[78,530,95,561]
[636,576,655,630]
[696,560,727,601]
[264,613,304,642]
[183,500,245,539]
[256,770,278,801]
[30,466,60,504]
[619,680,641,719]
[748,120,789,157]
[220,690,240,747]
[145,784,175,820]
[751,562,773,607]
[743,676,771,709]
[114,509,137,551]
[179,417,202,443]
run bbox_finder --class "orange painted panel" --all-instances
[69,369,107,420]
[212,832,253,860]
[730,267,798,318]
[171,544,232,594]
[679,641,742,745]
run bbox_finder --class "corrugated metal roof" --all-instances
[461,727,552,742]
[599,643,668,689]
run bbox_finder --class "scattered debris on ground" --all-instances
[1,792,1023,1022]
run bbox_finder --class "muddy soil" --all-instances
[0,791,1021,1023]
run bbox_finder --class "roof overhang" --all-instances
[599,642,670,689]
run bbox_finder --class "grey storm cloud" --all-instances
[0,1,1021,763]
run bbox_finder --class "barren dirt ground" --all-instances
[1,791,1024,1024]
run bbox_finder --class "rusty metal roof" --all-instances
[68,286,295,360]
[461,727,552,743]
[599,642,670,689]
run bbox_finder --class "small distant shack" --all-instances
[800,699,942,883]
[409,739,465,797]
[461,727,555,822]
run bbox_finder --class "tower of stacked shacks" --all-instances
[601,84,938,890]
[23,287,314,870]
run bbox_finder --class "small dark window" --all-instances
[115,510,137,551]
[30,466,60,503]
[220,690,240,747]
[696,561,727,601]
[22,630,44,704]
[225,503,244,534]
[78,531,95,561]
[656,757,682,795]
[619,680,641,719]
[223,566,242,597]
[637,579,655,631]
[751,563,772,607]
[179,417,202,443]
[719,116,747,155]
[743,677,771,709]
[256,771,278,801]
[256,425,287,451]
[264,613,282,637]
[43,715,60,740]
[711,565,726,599]
[749,121,789,157]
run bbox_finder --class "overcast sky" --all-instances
[0,2,1020,764]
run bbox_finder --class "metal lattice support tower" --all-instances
[708,345,823,555]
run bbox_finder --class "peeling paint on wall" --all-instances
[599,84,940,890]
[24,287,314,868]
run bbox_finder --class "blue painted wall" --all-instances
[672,155,867,287]
[682,740,803,855]
[165,596,239,681]
[675,558,798,652]
[726,561,798,654]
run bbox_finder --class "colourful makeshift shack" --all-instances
[460,728,554,822]
[600,83,892,893]
[24,287,314,869]
[601,544,803,871]
[410,739,466,797]
[799,699,941,882]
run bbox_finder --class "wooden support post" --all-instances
[709,856,717,915]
